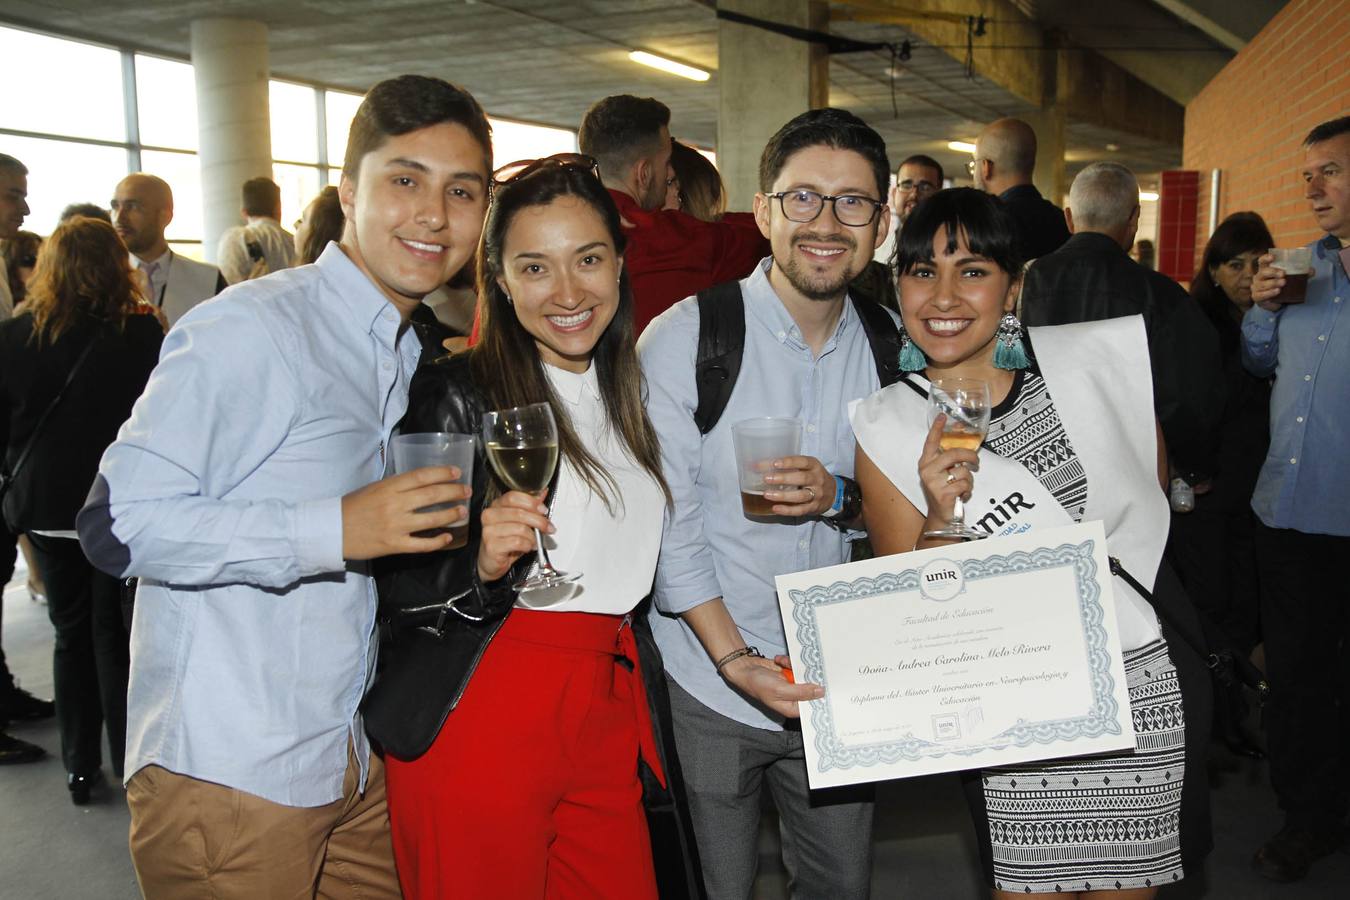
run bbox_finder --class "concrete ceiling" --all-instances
[0,0,1285,182]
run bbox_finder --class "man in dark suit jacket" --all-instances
[1020,161,1225,481]
[973,118,1070,262]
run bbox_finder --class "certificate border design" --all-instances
[787,540,1122,772]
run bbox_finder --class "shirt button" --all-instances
[798,539,808,549]
[777,331,786,340]
[1296,416,1304,423]
[807,424,817,433]
[382,361,392,371]
[1304,374,1312,381]
[1318,335,1327,341]
[1290,458,1297,465]
[383,309,395,321]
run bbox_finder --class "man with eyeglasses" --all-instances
[639,108,896,899]
[892,154,944,226]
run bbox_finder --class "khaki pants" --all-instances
[127,744,401,900]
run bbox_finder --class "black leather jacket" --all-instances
[362,352,521,760]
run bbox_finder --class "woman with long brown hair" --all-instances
[0,216,163,803]
[365,157,691,898]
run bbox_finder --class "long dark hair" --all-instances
[470,164,670,509]
[1191,211,1273,341]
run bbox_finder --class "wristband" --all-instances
[715,646,764,675]
[820,475,846,518]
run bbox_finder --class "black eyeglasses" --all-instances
[491,153,600,187]
[897,179,939,195]
[765,190,884,227]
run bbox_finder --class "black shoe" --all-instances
[1252,825,1344,882]
[1,684,55,721]
[0,730,46,764]
[67,771,102,806]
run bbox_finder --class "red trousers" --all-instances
[385,609,662,899]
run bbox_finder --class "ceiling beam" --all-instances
[1148,0,1285,52]
[831,0,1183,146]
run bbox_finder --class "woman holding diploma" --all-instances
[364,158,685,898]
[852,188,1210,898]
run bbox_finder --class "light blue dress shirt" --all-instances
[638,259,896,730]
[1241,234,1349,537]
[78,244,421,806]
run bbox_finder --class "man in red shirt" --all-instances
[579,95,768,335]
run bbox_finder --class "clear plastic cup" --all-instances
[1269,247,1313,304]
[731,417,803,518]
[390,432,475,548]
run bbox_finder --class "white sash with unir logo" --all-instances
[850,315,1166,650]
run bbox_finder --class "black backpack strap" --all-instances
[850,295,902,388]
[693,280,746,435]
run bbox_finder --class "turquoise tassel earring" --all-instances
[992,313,1030,370]
[897,325,926,372]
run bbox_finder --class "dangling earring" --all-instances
[992,313,1030,370]
[504,291,513,305]
[897,322,926,372]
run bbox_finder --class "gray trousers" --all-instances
[667,678,874,899]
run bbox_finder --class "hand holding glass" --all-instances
[389,433,475,549]
[482,402,579,591]
[923,378,992,542]
[731,417,803,517]
[1268,247,1312,304]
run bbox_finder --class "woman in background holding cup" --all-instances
[367,157,684,899]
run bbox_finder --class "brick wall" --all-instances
[1183,0,1350,274]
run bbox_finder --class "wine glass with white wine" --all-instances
[482,402,580,591]
[922,377,992,542]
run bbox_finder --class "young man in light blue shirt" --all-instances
[78,75,492,898]
[1243,115,1350,884]
[639,108,895,898]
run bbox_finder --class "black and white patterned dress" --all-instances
[969,369,1186,894]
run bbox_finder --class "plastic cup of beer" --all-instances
[731,417,803,518]
[390,432,475,548]
[1269,247,1313,304]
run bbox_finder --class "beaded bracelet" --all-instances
[714,645,764,675]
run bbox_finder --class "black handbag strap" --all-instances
[1108,555,1269,698]
[3,338,98,484]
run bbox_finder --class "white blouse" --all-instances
[515,364,664,614]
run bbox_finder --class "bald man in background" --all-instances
[972,117,1070,261]
[112,174,225,326]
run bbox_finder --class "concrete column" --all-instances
[1028,34,1069,207]
[191,18,271,263]
[717,0,828,210]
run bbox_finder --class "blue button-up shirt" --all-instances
[1241,234,1349,536]
[638,259,895,730]
[78,244,421,806]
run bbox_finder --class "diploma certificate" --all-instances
[775,522,1135,789]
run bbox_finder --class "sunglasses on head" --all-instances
[491,153,600,188]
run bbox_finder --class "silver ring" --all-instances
[945,471,957,484]
[805,486,816,502]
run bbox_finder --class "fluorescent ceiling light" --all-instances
[947,140,977,153]
[1139,191,1160,202]
[629,51,710,82]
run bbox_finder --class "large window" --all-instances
[0,23,586,256]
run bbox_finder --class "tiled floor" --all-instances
[1,572,1345,899]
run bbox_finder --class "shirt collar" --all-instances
[999,183,1042,202]
[546,361,601,405]
[315,242,406,340]
[1316,233,1344,255]
[132,247,172,270]
[742,257,855,352]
